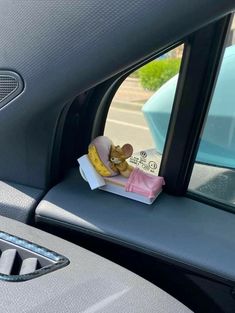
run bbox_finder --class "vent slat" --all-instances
[19,258,38,275]
[0,232,69,282]
[0,76,18,103]
[0,249,17,275]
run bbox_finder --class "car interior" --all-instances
[0,1,235,312]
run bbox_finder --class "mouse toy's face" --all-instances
[110,144,133,164]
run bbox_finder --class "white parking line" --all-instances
[110,107,143,115]
[107,118,149,130]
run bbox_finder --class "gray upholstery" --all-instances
[36,169,235,284]
[0,0,234,189]
[0,180,43,223]
[0,216,191,313]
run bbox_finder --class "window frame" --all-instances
[159,14,233,196]
[82,14,233,212]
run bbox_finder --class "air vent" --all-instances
[0,232,69,282]
[0,71,23,108]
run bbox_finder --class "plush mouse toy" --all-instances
[109,144,134,178]
[87,136,134,178]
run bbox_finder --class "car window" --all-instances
[104,45,184,175]
[188,14,235,208]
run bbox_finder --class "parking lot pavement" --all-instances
[189,162,235,206]
[105,102,155,152]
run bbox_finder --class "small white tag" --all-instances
[128,148,161,175]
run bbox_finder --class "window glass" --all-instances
[104,45,184,175]
[189,14,235,207]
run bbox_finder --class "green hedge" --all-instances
[138,58,180,91]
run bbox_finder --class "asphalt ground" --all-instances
[104,101,155,152]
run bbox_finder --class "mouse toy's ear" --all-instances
[122,144,133,159]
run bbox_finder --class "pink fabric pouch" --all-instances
[125,168,165,198]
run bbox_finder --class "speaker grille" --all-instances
[0,75,18,103]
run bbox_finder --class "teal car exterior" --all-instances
[142,45,235,169]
